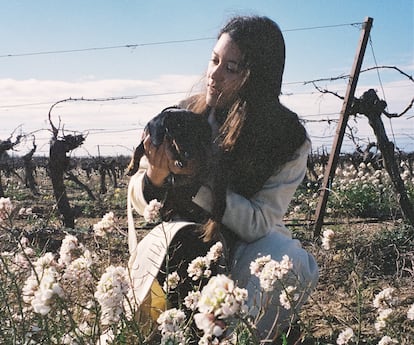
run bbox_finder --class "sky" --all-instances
[1,0,413,157]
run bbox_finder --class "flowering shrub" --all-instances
[0,198,305,344]
[93,211,117,237]
[22,252,64,316]
[0,155,413,344]
[290,160,414,219]
[156,250,304,344]
[95,265,130,326]
[193,274,248,342]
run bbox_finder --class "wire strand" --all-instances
[0,37,215,58]
[1,22,363,59]
[283,22,362,32]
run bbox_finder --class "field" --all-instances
[0,154,413,344]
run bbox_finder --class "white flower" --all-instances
[249,255,272,276]
[279,285,300,310]
[93,211,116,237]
[407,303,414,320]
[22,274,39,304]
[0,197,13,222]
[259,261,280,291]
[336,327,354,345]
[22,252,64,315]
[20,236,30,247]
[94,266,130,325]
[378,335,398,345]
[23,264,63,315]
[359,162,366,170]
[401,170,410,181]
[184,290,201,311]
[197,274,247,319]
[12,247,35,272]
[143,199,163,223]
[61,332,80,345]
[63,250,93,283]
[19,207,33,216]
[374,308,393,331]
[157,307,186,332]
[188,256,211,281]
[59,234,83,266]
[373,287,396,310]
[194,312,224,338]
[34,252,55,269]
[279,255,294,275]
[163,271,180,292]
[251,255,293,292]
[157,308,186,345]
[206,241,223,263]
[321,229,335,250]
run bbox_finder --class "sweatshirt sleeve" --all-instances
[128,157,153,216]
[193,139,311,243]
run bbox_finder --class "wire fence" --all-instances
[1,21,413,157]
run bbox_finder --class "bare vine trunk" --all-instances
[361,89,414,227]
[367,115,414,226]
[23,145,39,196]
[49,140,75,228]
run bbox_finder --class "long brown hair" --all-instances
[185,16,308,241]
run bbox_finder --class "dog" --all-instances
[126,106,226,242]
[126,106,212,179]
[127,106,229,313]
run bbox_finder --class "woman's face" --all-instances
[206,33,246,109]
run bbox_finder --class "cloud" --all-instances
[0,75,200,156]
[1,75,412,157]
[281,78,413,153]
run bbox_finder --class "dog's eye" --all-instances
[175,160,184,168]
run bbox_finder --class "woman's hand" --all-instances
[143,134,170,187]
[143,134,198,187]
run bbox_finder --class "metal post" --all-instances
[313,17,374,237]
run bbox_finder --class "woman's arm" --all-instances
[193,139,311,242]
[128,157,154,216]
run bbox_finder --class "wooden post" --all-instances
[313,17,373,237]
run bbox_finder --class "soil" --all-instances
[1,169,413,343]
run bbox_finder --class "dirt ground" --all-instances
[2,170,413,343]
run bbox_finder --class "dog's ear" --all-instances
[125,141,145,176]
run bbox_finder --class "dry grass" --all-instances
[1,168,413,343]
[290,219,414,343]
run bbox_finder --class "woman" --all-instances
[128,15,319,340]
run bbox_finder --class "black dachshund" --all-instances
[127,106,227,244]
[126,106,212,179]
